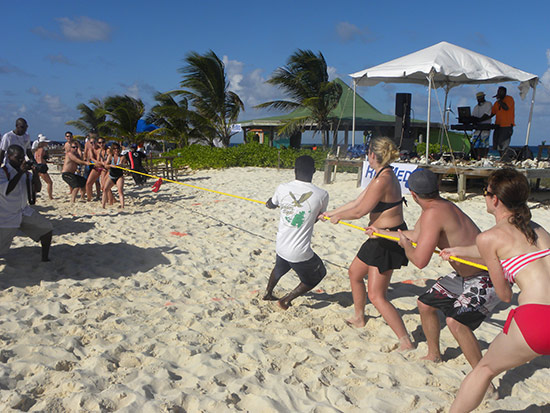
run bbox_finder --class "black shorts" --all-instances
[356,222,409,273]
[273,253,327,288]
[493,126,513,151]
[62,172,87,189]
[418,271,498,331]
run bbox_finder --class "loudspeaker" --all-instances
[395,93,412,149]
[395,93,412,119]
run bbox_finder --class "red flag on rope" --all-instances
[151,178,163,192]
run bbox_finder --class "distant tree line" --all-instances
[67,49,342,149]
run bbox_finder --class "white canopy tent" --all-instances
[349,41,539,161]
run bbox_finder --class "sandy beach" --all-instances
[1,167,549,412]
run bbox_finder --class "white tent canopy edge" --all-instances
[348,41,539,161]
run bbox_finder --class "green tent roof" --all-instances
[240,78,424,127]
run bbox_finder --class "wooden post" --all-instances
[324,159,331,184]
[457,174,466,201]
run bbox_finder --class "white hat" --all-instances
[37,134,50,143]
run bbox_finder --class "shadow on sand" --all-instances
[0,242,171,289]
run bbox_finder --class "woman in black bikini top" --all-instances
[320,137,412,350]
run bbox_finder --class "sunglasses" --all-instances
[97,141,105,144]
[483,186,494,197]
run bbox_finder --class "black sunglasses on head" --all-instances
[483,186,494,197]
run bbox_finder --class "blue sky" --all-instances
[2,0,550,146]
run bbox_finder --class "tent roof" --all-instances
[240,78,424,128]
[350,41,538,97]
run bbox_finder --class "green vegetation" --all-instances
[416,142,450,156]
[255,49,342,149]
[162,143,329,170]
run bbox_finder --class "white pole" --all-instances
[525,82,537,145]
[425,73,433,163]
[352,79,357,146]
[441,85,449,148]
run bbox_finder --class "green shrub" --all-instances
[161,143,330,170]
[416,142,450,156]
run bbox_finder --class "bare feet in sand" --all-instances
[277,300,290,310]
[262,292,278,301]
[397,336,415,351]
[344,316,366,328]
[421,353,442,363]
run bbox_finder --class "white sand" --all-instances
[1,167,549,412]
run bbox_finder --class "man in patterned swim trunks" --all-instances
[370,169,500,370]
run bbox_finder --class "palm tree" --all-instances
[176,50,244,147]
[66,98,109,136]
[102,95,145,143]
[145,92,195,148]
[255,49,342,149]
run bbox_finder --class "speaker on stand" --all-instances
[395,93,413,152]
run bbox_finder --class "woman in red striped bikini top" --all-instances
[444,168,550,412]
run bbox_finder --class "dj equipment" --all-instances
[450,124,495,131]
[457,107,472,124]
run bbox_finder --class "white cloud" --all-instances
[327,66,338,81]
[45,54,73,65]
[540,49,550,92]
[33,17,112,42]
[41,94,66,114]
[0,59,32,76]
[335,22,376,43]
[57,17,112,42]
[27,86,41,95]
[118,82,157,101]
[222,56,285,113]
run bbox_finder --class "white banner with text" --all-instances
[361,161,418,195]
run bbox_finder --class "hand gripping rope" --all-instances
[106,163,488,272]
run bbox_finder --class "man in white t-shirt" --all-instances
[0,118,34,165]
[0,145,53,261]
[263,155,329,310]
[470,92,493,160]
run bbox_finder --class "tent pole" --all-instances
[352,79,357,146]
[441,85,449,149]
[525,82,537,145]
[425,72,433,164]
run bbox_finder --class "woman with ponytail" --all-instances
[321,137,413,350]
[441,168,550,412]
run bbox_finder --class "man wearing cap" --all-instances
[367,169,499,370]
[262,155,329,310]
[491,86,514,157]
[470,92,492,160]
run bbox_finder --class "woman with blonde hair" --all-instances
[440,168,550,411]
[321,137,413,350]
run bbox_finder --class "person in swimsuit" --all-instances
[85,136,107,202]
[320,137,413,350]
[34,139,53,200]
[62,140,94,203]
[440,168,550,412]
[369,168,500,368]
[102,142,127,209]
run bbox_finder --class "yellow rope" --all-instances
[318,216,488,271]
[106,163,488,271]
